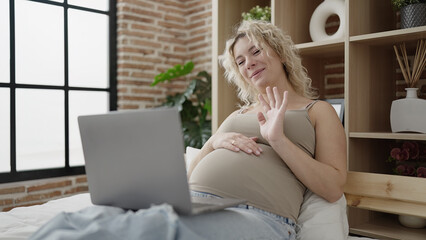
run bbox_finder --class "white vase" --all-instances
[390,88,426,133]
[309,0,345,42]
[398,215,426,228]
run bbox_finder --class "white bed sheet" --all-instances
[0,193,92,240]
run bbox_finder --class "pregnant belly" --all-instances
[189,146,299,202]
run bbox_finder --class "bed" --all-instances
[0,147,373,240]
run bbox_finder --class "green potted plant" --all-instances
[242,5,271,22]
[151,61,211,149]
[391,0,426,28]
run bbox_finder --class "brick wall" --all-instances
[0,175,87,211]
[116,0,212,109]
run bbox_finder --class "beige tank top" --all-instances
[189,101,317,221]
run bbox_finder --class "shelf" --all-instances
[296,38,344,57]
[346,193,426,218]
[350,216,426,240]
[349,132,426,141]
[344,172,426,218]
[350,26,426,46]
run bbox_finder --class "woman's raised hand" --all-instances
[257,86,288,144]
[211,132,262,156]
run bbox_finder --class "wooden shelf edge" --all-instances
[349,132,426,140]
[345,172,426,207]
[346,193,426,218]
[296,38,344,49]
[295,39,344,57]
[350,216,426,240]
[350,228,396,240]
[350,26,426,44]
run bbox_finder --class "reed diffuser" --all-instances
[390,39,426,133]
[393,39,426,89]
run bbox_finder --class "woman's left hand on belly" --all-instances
[211,132,263,156]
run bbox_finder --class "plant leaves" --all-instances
[182,120,211,149]
[241,5,271,21]
[151,61,194,86]
[151,61,212,148]
[180,100,198,123]
[184,80,197,99]
[203,98,212,115]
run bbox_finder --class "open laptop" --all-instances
[78,107,245,215]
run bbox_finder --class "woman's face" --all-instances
[233,36,285,92]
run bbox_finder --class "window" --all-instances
[0,0,117,183]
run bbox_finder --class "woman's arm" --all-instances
[273,101,346,202]
[258,87,347,202]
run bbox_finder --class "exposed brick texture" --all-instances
[117,0,212,110]
[0,199,13,206]
[64,186,89,195]
[76,176,88,183]
[27,180,72,193]
[0,175,88,212]
[15,191,62,204]
[0,186,25,195]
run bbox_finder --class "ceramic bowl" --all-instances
[398,215,426,228]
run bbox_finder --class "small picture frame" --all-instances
[324,98,344,125]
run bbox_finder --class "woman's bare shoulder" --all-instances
[308,100,341,126]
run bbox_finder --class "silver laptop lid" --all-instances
[78,107,192,214]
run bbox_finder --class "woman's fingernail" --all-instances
[247,149,252,153]
[255,151,260,155]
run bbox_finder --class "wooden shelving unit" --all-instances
[212,0,426,239]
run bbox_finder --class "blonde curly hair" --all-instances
[219,20,317,107]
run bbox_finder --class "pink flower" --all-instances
[406,165,416,176]
[389,141,426,178]
[390,148,409,161]
[402,141,419,160]
[420,147,426,161]
[417,167,426,178]
[395,164,416,176]
[391,148,401,159]
[395,165,406,175]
